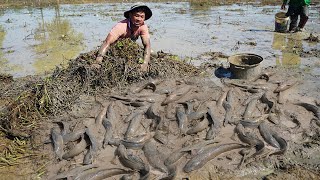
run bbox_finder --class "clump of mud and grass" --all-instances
[0,38,201,178]
[304,33,320,43]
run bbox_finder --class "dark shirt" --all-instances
[283,0,310,6]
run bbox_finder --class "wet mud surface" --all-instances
[2,47,320,179]
[41,66,320,180]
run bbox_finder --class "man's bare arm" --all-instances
[141,35,151,64]
[95,34,118,64]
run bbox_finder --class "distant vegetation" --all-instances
[2,0,314,8]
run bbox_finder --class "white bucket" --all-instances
[275,12,289,33]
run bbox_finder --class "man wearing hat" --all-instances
[93,3,153,71]
[281,0,310,32]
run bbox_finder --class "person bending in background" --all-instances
[281,0,310,32]
[92,3,152,72]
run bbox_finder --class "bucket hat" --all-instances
[124,2,152,20]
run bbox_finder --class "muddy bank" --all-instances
[3,41,319,179]
[0,46,320,179]
[40,64,320,180]
[0,39,203,179]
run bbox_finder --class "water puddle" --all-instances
[0,2,319,77]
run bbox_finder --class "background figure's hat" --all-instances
[124,2,152,20]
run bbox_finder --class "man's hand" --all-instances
[140,62,149,72]
[91,56,103,69]
[281,3,286,10]
[96,56,103,63]
[91,63,101,69]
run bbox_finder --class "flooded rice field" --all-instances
[0,2,319,77]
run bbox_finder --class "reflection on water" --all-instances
[0,25,7,70]
[189,1,212,23]
[272,32,302,67]
[276,52,300,67]
[189,1,212,11]
[272,33,286,50]
[32,6,84,74]
[0,25,21,72]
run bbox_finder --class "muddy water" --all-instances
[0,2,319,77]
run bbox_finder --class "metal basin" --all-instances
[228,53,263,80]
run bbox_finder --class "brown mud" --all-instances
[0,38,202,179]
[0,1,320,180]
[1,37,320,179]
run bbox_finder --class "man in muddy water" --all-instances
[281,0,310,32]
[92,3,152,72]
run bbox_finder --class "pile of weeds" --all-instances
[0,38,201,173]
[45,39,200,114]
[1,39,200,135]
[0,76,47,139]
[0,75,49,176]
[0,134,48,178]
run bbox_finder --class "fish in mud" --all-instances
[243,99,258,120]
[187,109,207,121]
[146,102,162,123]
[183,143,245,173]
[53,121,70,136]
[102,118,113,148]
[83,146,94,165]
[274,80,298,93]
[222,88,235,126]
[125,113,143,138]
[182,101,194,114]
[51,127,64,160]
[242,91,264,106]
[124,110,143,123]
[95,105,108,125]
[223,102,233,126]
[206,107,221,140]
[294,102,320,119]
[239,114,267,128]
[132,79,162,93]
[258,121,280,148]
[161,85,192,105]
[62,135,88,160]
[176,106,188,135]
[85,127,99,152]
[74,167,132,180]
[251,71,275,82]
[143,140,168,173]
[49,164,98,180]
[153,130,168,145]
[117,144,149,178]
[235,123,264,156]
[122,132,155,150]
[270,133,287,156]
[260,92,274,110]
[106,102,118,123]
[120,174,133,180]
[186,117,210,135]
[267,113,280,125]
[164,139,219,166]
[216,90,229,107]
